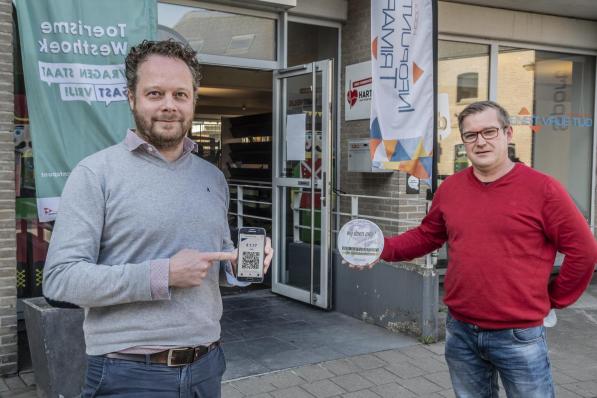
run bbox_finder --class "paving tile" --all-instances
[247,394,273,398]
[331,335,417,357]
[400,345,436,360]
[236,325,278,340]
[559,366,597,382]
[270,386,316,398]
[0,379,7,393]
[370,382,416,398]
[0,389,37,398]
[282,330,334,349]
[373,350,411,365]
[232,377,277,395]
[301,380,345,398]
[341,390,380,398]
[348,354,387,370]
[421,343,445,356]
[437,389,455,398]
[358,368,401,385]
[557,381,597,397]
[224,357,272,381]
[322,358,361,376]
[423,371,452,390]
[18,372,34,387]
[242,337,299,357]
[223,340,255,360]
[259,346,344,371]
[385,362,426,379]
[396,376,443,395]
[222,383,244,398]
[407,357,448,373]
[555,385,584,398]
[552,370,579,385]
[3,376,25,390]
[293,364,336,383]
[330,374,374,392]
[259,370,306,389]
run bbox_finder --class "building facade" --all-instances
[1,0,596,374]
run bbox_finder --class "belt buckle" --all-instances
[167,347,192,367]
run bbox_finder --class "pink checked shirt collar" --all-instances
[123,129,198,157]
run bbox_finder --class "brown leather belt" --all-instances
[106,341,220,367]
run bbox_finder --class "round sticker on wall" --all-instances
[337,219,384,267]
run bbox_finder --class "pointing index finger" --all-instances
[200,251,237,262]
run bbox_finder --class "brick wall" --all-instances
[0,0,16,375]
[340,0,429,266]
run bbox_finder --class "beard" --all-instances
[132,108,191,150]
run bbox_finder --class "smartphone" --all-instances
[237,227,266,283]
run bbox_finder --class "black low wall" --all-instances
[286,242,441,340]
[333,252,441,339]
[23,297,86,397]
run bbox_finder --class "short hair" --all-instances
[125,39,202,93]
[458,101,511,133]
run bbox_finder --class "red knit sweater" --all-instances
[381,163,597,329]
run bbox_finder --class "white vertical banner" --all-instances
[370,0,435,181]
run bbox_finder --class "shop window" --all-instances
[14,11,52,302]
[157,2,276,62]
[437,40,489,182]
[508,143,518,162]
[456,72,479,103]
[453,144,468,173]
[497,47,595,220]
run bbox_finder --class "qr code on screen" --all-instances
[242,251,260,269]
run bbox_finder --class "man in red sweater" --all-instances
[375,101,597,397]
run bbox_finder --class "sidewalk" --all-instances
[3,284,597,397]
[222,284,597,398]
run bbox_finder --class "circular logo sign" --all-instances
[337,219,384,267]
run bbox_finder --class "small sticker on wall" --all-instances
[406,174,420,194]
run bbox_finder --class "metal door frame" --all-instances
[271,60,333,309]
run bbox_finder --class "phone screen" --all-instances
[238,233,265,279]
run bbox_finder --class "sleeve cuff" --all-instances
[150,259,171,300]
[223,260,251,287]
[380,237,392,262]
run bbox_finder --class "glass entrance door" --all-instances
[271,61,333,309]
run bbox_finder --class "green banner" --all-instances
[15,0,156,221]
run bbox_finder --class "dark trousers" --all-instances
[82,346,226,398]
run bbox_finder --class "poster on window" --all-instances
[15,0,157,221]
[370,0,435,182]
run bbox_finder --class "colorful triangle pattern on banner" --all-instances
[369,135,433,179]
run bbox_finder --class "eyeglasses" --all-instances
[461,127,504,143]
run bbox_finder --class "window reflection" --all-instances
[158,3,276,61]
[437,41,490,181]
[498,47,595,219]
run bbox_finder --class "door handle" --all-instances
[320,172,326,207]
[277,64,308,75]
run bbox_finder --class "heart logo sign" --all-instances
[347,87,358,108]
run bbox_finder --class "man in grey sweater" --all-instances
[43,40,273,397]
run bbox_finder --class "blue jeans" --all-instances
[82,346,226,397]
[445,313,554,398]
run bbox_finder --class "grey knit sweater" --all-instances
[43,135,234,355]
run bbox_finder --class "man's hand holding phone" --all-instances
[231,237,273,276]
[232,227,273,283]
